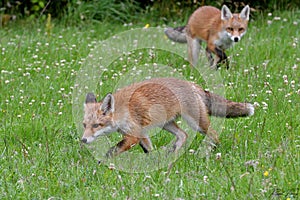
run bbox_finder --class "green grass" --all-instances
[1,10,299,199]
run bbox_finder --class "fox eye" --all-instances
[238,28,244,32]
[227,27,234,32]
[92,123,101,128]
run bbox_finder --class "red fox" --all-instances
[81,78,254,158]
[165,5,250,69]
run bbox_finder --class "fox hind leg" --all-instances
[163,121,188,152]
[206,127,219,146]
[183,113,219,146]
[187,36,201,67]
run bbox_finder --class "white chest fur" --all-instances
[214,31,234,50]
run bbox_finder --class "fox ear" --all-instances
[221,5,233,20]
[101,93,115,114]
[85,93,97,104]
[240,5,250,21]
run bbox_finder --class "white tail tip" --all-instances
[247,103,255,116]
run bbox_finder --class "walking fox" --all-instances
[81,78,254,158]
[165,5,250,69]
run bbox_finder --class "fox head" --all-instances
[221,5,250,43]
[81,93,118,144]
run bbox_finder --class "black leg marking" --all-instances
[139,142,149,153]
[105,139,126,158]
[105,146,118,158]
[215,48,229,69]
[206,47,214,66]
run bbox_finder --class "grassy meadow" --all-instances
[0,9,299,199]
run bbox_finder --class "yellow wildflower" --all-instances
[263,171,269,177]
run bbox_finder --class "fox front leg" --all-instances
[214,47,229,69]
[205,47,214,67]
[105,134,140,158]
[207,42,229,69]
[139,136,153,153]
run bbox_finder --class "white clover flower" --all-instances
[216,152,222,160]
[266,90,272,94]
[203,175,209,184]
[189,149,195,154]
[274,16,281,20]
[108,163,115,170]
[262,102,268,110]
[282,75,288,79]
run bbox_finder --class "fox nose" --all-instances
[234,37,239,42]
[81,138,87,143]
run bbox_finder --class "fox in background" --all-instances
[81,78,254,158]
[165,5,250,69]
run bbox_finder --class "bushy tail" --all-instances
[164,26,187,43]
[202,90,254,118]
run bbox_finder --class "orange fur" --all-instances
[165,5,250,69]
[82,78,254,158]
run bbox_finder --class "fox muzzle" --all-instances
[81,138,88,143]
